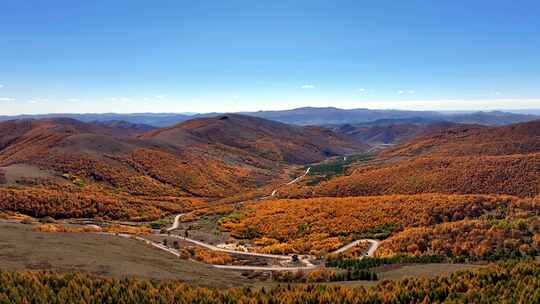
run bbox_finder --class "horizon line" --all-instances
[1,105,540,117]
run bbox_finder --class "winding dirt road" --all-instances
[285,167,311,185]
[111,166,380,271]
[167,214,380,259]
[260,167,311,199]
[156,166,380,271]
[166,214,183,232]
[162,234,292,260]
[164,213,380,271]
[212,264,317,271]
[331,239,380,256]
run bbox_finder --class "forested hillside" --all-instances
[2,261,540,303]
[141,114,367,164]
[331,119,460,145]
[220,194,540,255]
[281,120,540,198]
[0,115,364,220]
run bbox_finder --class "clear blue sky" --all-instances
[1,0,539,114]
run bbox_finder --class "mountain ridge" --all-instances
[2,107,538,127]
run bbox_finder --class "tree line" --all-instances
[2,261,540,303]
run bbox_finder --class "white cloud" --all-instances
[28,97,48,104]
[358,88,366,92]
[67,98,80,102]
[106,96,131,102]
[398,89,415,95]
[301,84,315,89]
[0,97,14,102]
[140,95,167,102]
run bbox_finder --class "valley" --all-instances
[1,113,540,297]
[4,1,540,301]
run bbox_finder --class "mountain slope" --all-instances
[331,118,460,145]
[141,114,368,165]
[0,118,143,164]
[381,119,540,158]
[0,118,277,198]
[282,120,540,198]
[92,120,157,134]
[0,115,368,219]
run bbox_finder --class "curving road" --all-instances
[259,167,311,200]
[285,167,311,186]
[331,239,380,257]
[118,232,318,271]
[101,165,379,271]
[161,234,292,260]
[162,213,380,270]
[161,165,380,271]
[213,264,317,271]
[166,214,184,232]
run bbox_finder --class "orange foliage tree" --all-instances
[220,194,521,254]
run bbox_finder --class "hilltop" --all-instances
[142,114,367,164]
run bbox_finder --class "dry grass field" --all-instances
[0,222,251,288]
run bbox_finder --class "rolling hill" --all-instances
[140,114,368,165]
[281,119,540,198]
[92,120,157,134]
[380,119,540,158]
[330,118,460,145]
[0,115,367,220]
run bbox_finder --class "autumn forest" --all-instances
[1,113,540,303]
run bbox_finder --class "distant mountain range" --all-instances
[504,109,540,116]
[242,107,539,126]
[0,107,538,127]
[328,118,461,145]
[0,113,194,128]
[92,120,157,133]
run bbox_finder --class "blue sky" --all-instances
[1,0,539,114]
